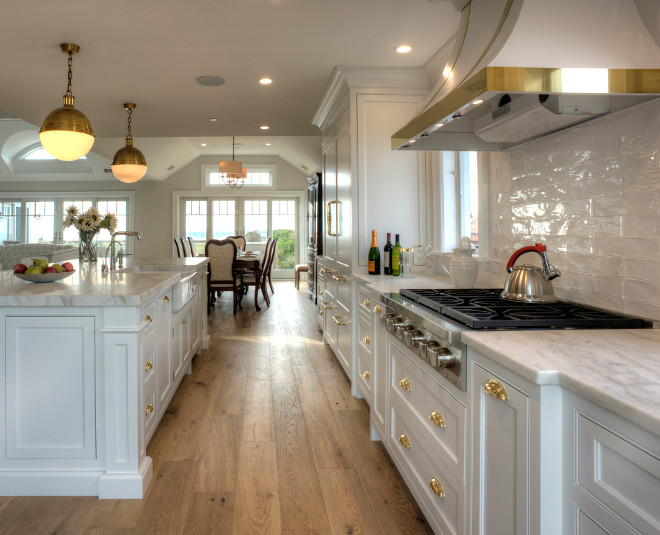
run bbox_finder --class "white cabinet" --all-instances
[471,361,530,535]
[156,291,173,411]
[563,390,660,535]
[4,315,97,460]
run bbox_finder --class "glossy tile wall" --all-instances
[488,99,660,321]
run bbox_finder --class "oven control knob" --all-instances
[403,330,426,347]
[418,340,440,362]
[427,346,457,368]
[386,316,407,333]
[380,313,398,328]
[396,324,416,341]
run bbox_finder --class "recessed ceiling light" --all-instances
[472,99,484,105]
[408,139,416,143]
[260,125,269,130]
[443,65,453,78]
[435,122,444,128]
[196,76,226,87]
[209,118,218,122]
[259,78,272,85]
[265,143,271,146]
[395,44,412,54]
[201,143,207,147]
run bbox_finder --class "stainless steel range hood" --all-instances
[393,0,660,151]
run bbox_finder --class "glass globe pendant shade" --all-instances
[112,139,147,183]
[39,44,95,161]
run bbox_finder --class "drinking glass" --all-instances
[404,248,414,279]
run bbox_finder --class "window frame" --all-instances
[201,164,277,190]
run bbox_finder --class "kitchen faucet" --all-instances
[103,231,142,271]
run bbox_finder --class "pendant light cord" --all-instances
[66,52,74,97]
[126,108,133,141]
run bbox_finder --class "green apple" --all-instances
[32,258,48,268]
[51,263,65,273]
[25,265,44,274]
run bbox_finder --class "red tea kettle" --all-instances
[501,243,561,303]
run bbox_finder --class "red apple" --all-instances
[42,266,58,274]
[61,262,75,272]
[13,263,28,274]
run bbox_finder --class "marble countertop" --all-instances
[462,329,660,435]
[0,257,208,307]
[353,271,454,292]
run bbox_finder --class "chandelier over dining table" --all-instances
[218,136,246,188]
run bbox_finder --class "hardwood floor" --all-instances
[0,282,432,535]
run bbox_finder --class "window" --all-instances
[203,164,275,189]
[0,194,132,249]
[440,151,480,251]
[210,200,234,240]
[19,145,87,160]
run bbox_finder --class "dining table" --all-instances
[235,250,262,311]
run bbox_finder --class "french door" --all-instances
[183,196,299,278]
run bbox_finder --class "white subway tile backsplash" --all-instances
[488,99,660,320]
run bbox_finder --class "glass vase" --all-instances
[79,231,98,263]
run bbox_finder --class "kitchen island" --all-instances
[0,257,208,499]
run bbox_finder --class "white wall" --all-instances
[1,154,310,259]
[487,98,660,321]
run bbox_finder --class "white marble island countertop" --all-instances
[0,257,208,307]
[462,328,660,435]
[353,271,454,293]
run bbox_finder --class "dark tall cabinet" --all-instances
[306,173,322,302]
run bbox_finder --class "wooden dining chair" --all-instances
[205,239,243,315]
[241,237,277,307]
[227,235,246,252]
[173,237,183,257]
[177,237,188,257]
[186,236,196,257]
[263,236,278,297]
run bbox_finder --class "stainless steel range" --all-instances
[382,288,653,393]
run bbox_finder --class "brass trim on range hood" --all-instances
[392,66,660,151]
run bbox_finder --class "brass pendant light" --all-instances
[39,43,95,161]
[218,136,245,188]
[111,103,147,183]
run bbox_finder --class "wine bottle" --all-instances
[383,233,393,275]
[368,230,380,275]
[392,234,401,276]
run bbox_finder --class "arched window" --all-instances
[19,145,87,161]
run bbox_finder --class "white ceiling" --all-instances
[0,0,460,180]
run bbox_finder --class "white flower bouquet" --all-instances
[63,205,118,262]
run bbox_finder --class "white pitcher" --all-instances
[440,238,478,289]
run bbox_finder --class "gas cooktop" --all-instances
[399,288,652,330]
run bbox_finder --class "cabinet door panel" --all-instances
[5,316,96,459]
[472,363,529,535]
[323,144,337,262]
[336,125,351,269]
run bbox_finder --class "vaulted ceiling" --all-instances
[0,0,461,180]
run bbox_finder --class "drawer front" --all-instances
[390,402,464,535]
[139,299,157,336]
[390,338,466,482]
[357,315,373,357]
[577,413,660,535]
[356,349,373,405]
[357,285,374,317]
[143,373,158,444]
[140,331,158,383]
[334,271,351,311]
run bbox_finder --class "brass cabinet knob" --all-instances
[145,361,153,372]
[145,315,153,323]
[362,298,370,307]
[429,411,445,428]
[429,478,445,498]
[484,379,509,401]
[145,403,154,415]
[399,434,411,448]
[373,305,382,314]
[319,290,324,296]
[163,295,170,303]
[319,310,324,316]
[362,371,370,380]
[182,318,187,325]
[362,336,370,345]
[399,378,411,391]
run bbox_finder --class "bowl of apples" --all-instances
[13,259,76,283]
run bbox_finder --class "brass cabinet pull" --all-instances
[163,295,170,303]
[145,314,153,323]
[429,411,445,428]
[145,361,153,372]
[332,315,349,326]
[327,201,339,237]
[332,274,347,282]
[429,478,445,498]
[182,318,187,325]
[145,403,154,415]
[399,434,411,448]
[319,268,333,274]
[361,371,370,380]
[362,336,370,345]
[399,378,411,391]
[373,305,382,314]
[322,301,336,310]
[362,298,370,307]
[484,379,509,401]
